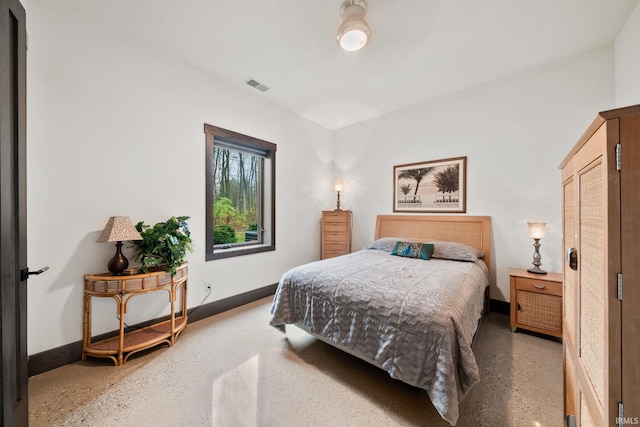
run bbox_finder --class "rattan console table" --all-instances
[82,263,188,366]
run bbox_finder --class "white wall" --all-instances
[25,0,633,356]
[616,2,640,105]
[332,46,615,302]
[26,1,333,354]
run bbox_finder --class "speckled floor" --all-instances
[29,296,562,427]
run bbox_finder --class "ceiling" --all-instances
[62,0,638,130]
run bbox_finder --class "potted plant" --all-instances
[130,216,193,275]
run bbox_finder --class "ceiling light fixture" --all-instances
[337,0,370,52]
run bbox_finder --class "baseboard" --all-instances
[489,298,510,316]
[29,289,509,376]
[187,283,278,322]
[28,283,278,377]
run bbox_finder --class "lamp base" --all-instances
[107,241,129,275]
[527,266,547,275]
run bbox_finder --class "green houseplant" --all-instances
[130,216,193,275]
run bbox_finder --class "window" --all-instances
[205,124,276,260]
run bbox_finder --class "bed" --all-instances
[269,215,492,425]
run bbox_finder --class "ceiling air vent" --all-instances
[244,77,270,93]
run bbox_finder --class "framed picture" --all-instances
[393,156,466,213]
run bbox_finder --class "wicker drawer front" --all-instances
[323,211,349,221]
[323,222,348,232]
[324,241,348,252]
[516,290,562,333]
[323,250,347,259]
[323,231,347,243]
[515,276,562,296]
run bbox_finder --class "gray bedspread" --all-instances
[269,248,489,425]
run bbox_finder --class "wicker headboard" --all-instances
[375,215,492,272]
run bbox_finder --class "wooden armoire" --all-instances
[560,104,640,426]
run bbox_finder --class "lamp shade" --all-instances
[527,222,547,239]
[337,0,370,52]
[96,216,142,243]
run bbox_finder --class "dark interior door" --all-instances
[0,0,28,425]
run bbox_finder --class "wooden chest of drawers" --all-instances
[509,268,563,338]
[321,210,352,259]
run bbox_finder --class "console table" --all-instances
[82,263,188,366]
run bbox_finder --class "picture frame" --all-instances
[393,156,467,213]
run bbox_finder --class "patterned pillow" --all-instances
[390,241,434,260]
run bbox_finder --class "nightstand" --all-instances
[509,268,563,338]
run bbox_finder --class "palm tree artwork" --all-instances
[400,183,413,197]
[397,167,434,203]
[394,156,466,212]
[433,164,460,203]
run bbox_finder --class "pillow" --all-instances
[364,238,484,262]
[390,241,434,260]
[363,237,404,252]
[429,241,484,262]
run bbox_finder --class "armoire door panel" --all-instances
[563,176,577,342]
[560,105,640,427]
[620,113,640,422]
[580,393,597,427]
[563,171,579,423]
[561,118,610,427]
[578,160,606,408]
[564,335,578,419]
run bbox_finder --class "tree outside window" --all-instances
[204,124,276,260]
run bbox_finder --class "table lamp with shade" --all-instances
[334,183,343,211]
[96,216,143,275]
[526,222,547,274]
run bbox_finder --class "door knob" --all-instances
[20,266,50,281]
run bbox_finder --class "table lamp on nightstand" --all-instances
[527,222,547,274]
[96,216,143,275]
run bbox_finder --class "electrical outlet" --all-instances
[205,282,212,292]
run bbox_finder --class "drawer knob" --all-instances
[533,284,545,290]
